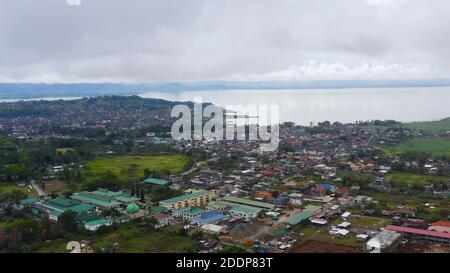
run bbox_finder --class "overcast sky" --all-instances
[0,0,450,83]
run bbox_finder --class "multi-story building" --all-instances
[159,190,215,210]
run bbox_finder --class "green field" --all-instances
[0,183,37,197]
[402,118,450,134]
[386,137,450,156]
[84,155,188,180]
[363,118,450,134]
[385,172,449,188]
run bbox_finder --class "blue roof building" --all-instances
[192,210,225,224]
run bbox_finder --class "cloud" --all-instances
[0,0,449,83]
[230,60,433,81]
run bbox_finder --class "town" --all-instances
[1,96,449,253]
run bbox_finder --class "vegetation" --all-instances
[84,155,188,181]
[0,184,37,197]
[33,223,198,253]
[386,137,450,157]
[402,118,450,134]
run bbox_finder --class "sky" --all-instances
[0,0,450,83]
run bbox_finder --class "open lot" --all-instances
[289,240,362,253]
[43,179,67,194]
[34,224,196,253]
[297,215,389,248]
[84,155,188,181]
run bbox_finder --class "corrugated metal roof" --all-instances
[285,210,315,225]
[222,196,275,209]
[386,225,450,239]
[144,178,169,186]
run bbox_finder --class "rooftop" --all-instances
[222,196,275,210]
[71,192,120,208]
[144,178,169,186]
[431,221,450,228]
[386,225,450,239]
[159,190,211,205]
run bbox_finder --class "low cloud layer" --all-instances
[0,0,449,83]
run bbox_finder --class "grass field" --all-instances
[402,118,450,134]
[84,155,188,180]
[0,183,37,197]
[386,137,450,156]
[364,118,450,134]
[385,172,449,188]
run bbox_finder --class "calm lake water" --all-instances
[2,87,450,126]
[140,87,450,125]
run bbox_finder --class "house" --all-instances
[329,228,349,237]
[255,191,274,203]
[152,213,174,228]
[311,185,327,197]
[366,229,401,253]
[288,193,304,206]
[341,212,351,219]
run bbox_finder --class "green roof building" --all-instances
[283,206,321,225]
[71,192,121,208]
[42,197,82,212]
[172,207,205,220]
[84,218,114,231]
[229,205,261,220]
[150,206,168,214]
[19,197,39,206]
[144,178,169,186]
[127,203,140,214]
[72,188,138,207]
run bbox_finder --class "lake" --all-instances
[2,87,450,126]
[140,87,450,125]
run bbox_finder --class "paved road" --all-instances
[30,180,45,196]
[181,159,213,176]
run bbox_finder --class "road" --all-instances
[30,180,46,197]
[181,159,213,176]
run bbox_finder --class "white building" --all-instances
[366,229,401,253]
[289,193,304,206]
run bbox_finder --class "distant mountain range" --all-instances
[1,79,450,99]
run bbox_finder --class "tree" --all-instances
[144,168,152,179]
[59,210,78,233]
[140,190,145,202]
[178,227,188,237]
